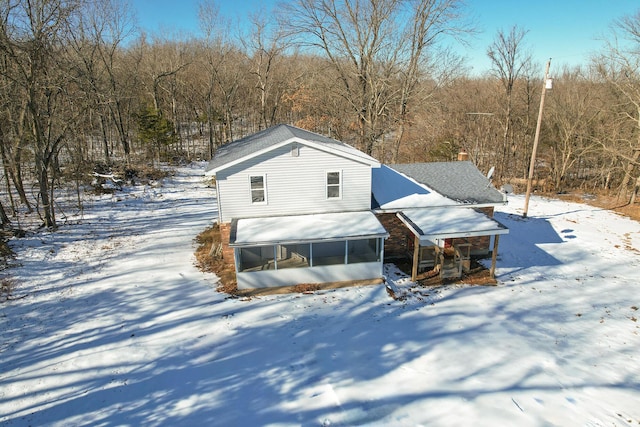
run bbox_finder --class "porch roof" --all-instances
[398,207,509,244]
[230,211,388,247]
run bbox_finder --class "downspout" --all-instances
[216,181,223,224]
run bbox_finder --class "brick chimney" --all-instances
[457,148,469,161]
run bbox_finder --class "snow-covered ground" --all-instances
[1,163,639,426]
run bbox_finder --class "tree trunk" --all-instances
[0,132,32,213]
[35,156,55,229]
[630,175,640,205]
[0,199,10,227]
[393,120,405,163]
[99,112,110,164]
[111,100,131,160]
[619,147,640,199]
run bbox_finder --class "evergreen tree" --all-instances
[136,104,177,164]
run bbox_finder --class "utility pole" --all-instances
[523,58,552,218]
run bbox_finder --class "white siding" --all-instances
[236,261,383,289]
[217,143,373,222]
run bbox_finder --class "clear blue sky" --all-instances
[132,0,640,75]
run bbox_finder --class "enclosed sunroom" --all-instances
[229,211,388,289]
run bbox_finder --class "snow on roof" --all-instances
[230,211,388,247]
[371,165,457,210]
[205,124,379,175]
[399,207,509,243]
[390,161,506,205]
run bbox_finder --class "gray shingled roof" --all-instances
[205,124,376,173]
[389,161,506,205]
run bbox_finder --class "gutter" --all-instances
[229,233,389,248]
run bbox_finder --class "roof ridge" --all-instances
[205,123,379,174]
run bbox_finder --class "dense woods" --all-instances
[1,0,639,230]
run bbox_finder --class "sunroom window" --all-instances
[236,238,383,272]
[312,241,346,266]
[237,244,311,272]
[347,238,380,263]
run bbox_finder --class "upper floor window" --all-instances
[326,171,341,199]
[250,175,266,204]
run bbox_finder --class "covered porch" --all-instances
[397,207,509,282]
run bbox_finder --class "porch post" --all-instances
[490,234,500,279]
[411,235,420,282]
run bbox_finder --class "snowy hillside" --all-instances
[1,163,639,426]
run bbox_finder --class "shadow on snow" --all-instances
[1,166,638,426]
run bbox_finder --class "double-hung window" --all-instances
[250,175,266,204]
[326,171,341,199]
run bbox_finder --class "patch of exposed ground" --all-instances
[553,192,640,222]
[194,224,237,294]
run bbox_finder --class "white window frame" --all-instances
[249,174,267,204]
[326,170,342,199]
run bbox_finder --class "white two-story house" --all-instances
[205,124,389,289]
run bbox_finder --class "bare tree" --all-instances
[487,25,532,179]
[592,10,640,202]
[245,11,290,130]
[140,38,190,117]
[389,0,469,163]
[0,50,32,213]
[283,0,402,154]
[281,54,352,135]
[197,0,242,152]
[441,76,500,168]
[546,70,602,191]
[0,0,83,228]
[283,0,469,157]
[69,0,111,163]
[93,0,138,162]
